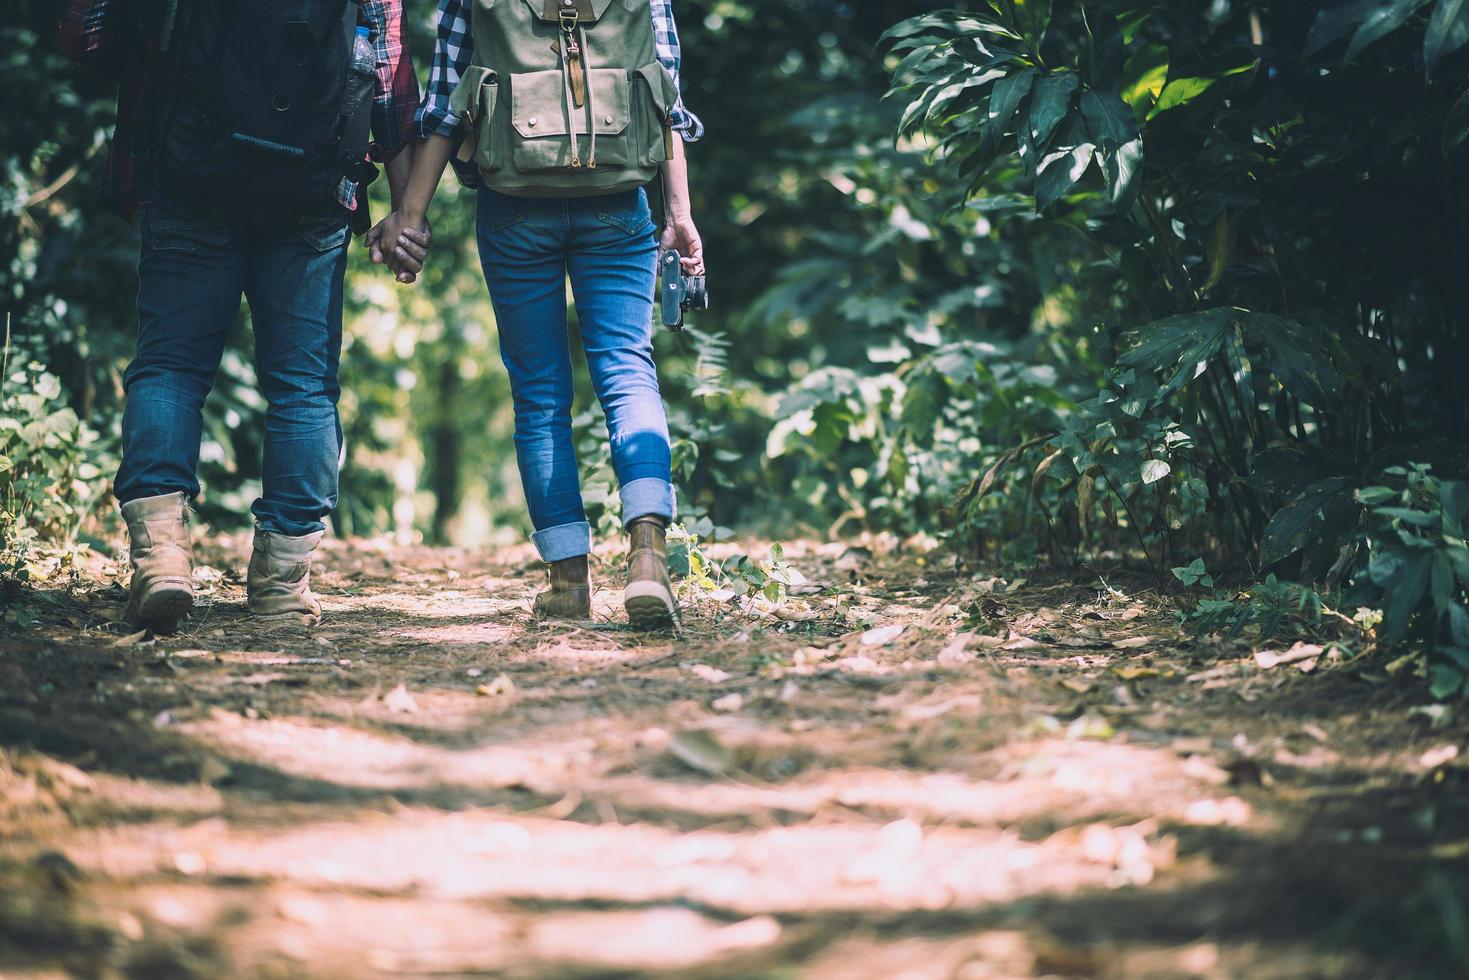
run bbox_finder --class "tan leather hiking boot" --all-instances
[624,517,678,632]
[247,529,325,626]
[120,492,194,632]
[533,555,592,621]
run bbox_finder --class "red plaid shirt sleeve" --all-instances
[361,0,420,161]
[59,0,140,79]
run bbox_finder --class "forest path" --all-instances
[1,539,1465,978]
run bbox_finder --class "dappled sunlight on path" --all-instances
[2,540,1465,977]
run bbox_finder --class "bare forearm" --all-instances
[661,136,693,219]
[402,134,457,222]
[384,143,416,211]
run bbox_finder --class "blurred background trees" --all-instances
[5,1,1469,689]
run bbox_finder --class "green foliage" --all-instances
[874,2,1468,611]
[0,358,105,579]
[1180,574,1330,643]
[666,524,805,605]
[1170,557,1212,589]
[1351,464,1469,697]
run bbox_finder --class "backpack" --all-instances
[449,0,682,198]
[149,0,376,212]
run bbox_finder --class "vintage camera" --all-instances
[660,249,708,331]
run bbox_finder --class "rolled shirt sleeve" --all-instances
[416,0,475,140]
[650,0,704,141]
[364,0,421,161]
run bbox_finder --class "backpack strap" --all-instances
[535,0,608,24]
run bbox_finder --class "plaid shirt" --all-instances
[58,0,419,219]
[416,0,704,145]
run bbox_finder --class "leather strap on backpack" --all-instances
[540,0,604,23]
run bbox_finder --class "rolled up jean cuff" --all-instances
[532,520,592,562]
[620,477,675,526]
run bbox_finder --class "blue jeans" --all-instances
[476,187,674,561]
[114,204,350,537]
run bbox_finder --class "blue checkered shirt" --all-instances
[416,0,703,144]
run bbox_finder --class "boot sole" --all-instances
[625,582,678,632]
[249,609,322,628]
[134,582,194,634]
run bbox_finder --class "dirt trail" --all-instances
[1,538,1466,978]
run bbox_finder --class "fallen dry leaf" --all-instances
[1254,643,1324,670]
[1420,744,1460,769]
[476,673,516,698]
[1111,636,1153,649]
[689,664,731,684]
[711,692,744,713]
[668,730,734,775]
[383,684,418,713]
[860,624,907,647]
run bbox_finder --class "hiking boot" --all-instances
[120,492,194,632]
[533,554,592,621]
[247,529,325,626]
[624,517,678,632]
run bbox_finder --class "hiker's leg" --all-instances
[243,214,350,537]
[115,207,243,505]
[566,188,672,528]
[476,189,590,562]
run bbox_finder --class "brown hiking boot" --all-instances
[533,555,592,621]
[624,517,678,632]
[247,529,325,626]
[120,492,194,632]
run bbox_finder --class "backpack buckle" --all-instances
[558,8,579,32]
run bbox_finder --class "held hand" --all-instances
[659,212,705,276]
[366,211,432,284]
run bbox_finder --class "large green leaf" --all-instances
[1426,0,1469,77]
[1145,48,1258,120]
[1306,0,1382,55]
[1081,89,1144,211]
[1380,549,1434,643]
[1441,480,1469,538]
[1239,313,1349,411]
[1348,0,1435,60]
[901,370,949,447]
[1120,43,1169,116]
[1008,0,1053,48]
[1033,127,1095,210]
[1261,477,1359,566]
[981,67,1038,155]
[1115,4,1165,45]
[880,13,1008,48]
[1116,308,1239,400]
[1306,0,1434,60]
[1028,72,1079,151]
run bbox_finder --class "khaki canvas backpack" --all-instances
[449,0,682,198]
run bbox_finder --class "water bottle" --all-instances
[351,25,375,80]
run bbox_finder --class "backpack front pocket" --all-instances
[631,62,679,167]
[451,66,503,172]
[509,68,631,172]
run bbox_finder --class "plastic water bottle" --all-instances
[352,25,374,80]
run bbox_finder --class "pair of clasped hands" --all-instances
[365,211,432,284]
